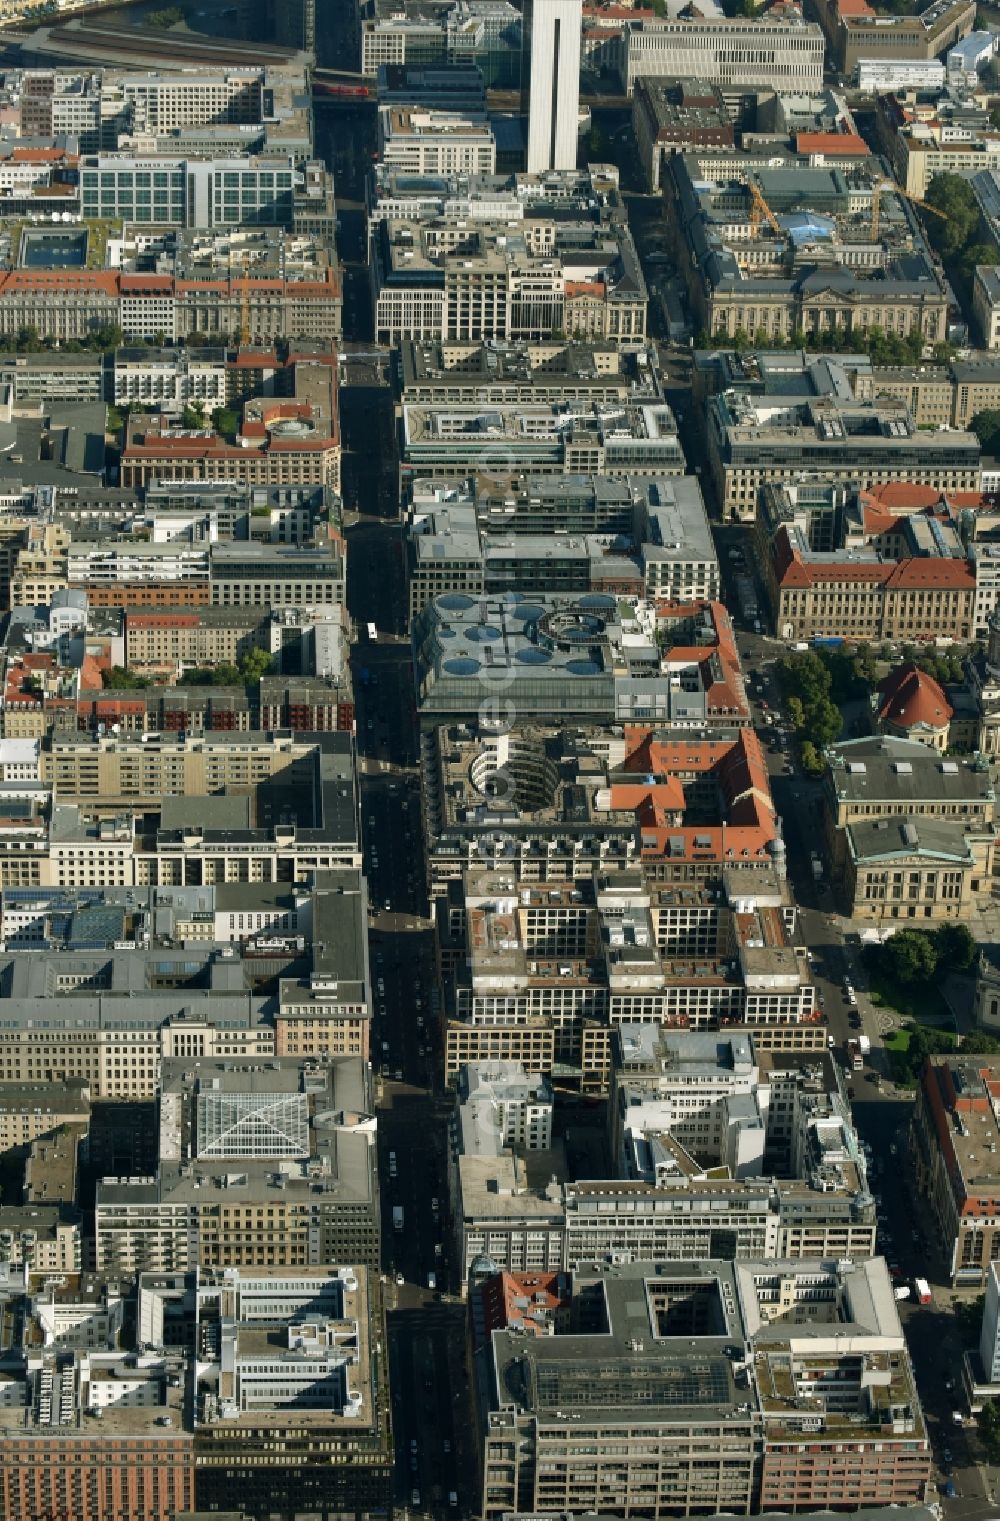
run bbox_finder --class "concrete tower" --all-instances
[526,0,581,174]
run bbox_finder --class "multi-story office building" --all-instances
[764,519,978,644]
[136,1266,393,1520]
[974,268,1000,350]
[373,210,647,345]
[0,1259,390,1521]
[359,0,522,82]
[95,1055,379,1273]
[981,1261,1000,1381]
[478,1258,929,1517]
[632,77,735,190]
[707,391,979,521]
[439,852,817,1091]
[375,62,488,112]
[879,84,1000,198]
[414,593,739,729]
[0,349,105,404]
[0,1332,194,1520]
[10,63,307,149]
[0,228,342,344]
[114,347,229,414]
[619,15,825,94]
[452,1034,873,1285]
[378,104,496,174]
[457,1060,554,1151]
[856,58,947,89]
[410,473,662,536]
[811,0,974,75]
[9,535,345,614]
[406,475,718,616]
[0,865,371,1094]
[0,1076,90,1151]
[398,337,663,408]
[401,399,680,486]
[423,699,765,898]
[0,727,360,887]
[120,373,341,493]
[911,1053,1000,1285]
[79,153,330,229]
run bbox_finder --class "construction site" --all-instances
[664,153,952,344]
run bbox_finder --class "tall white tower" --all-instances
[526,0,582,174]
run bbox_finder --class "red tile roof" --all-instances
[612,727,777,864]
[863,483,942,510]
[795,131,869,155]
[477,1271,567,1338]
[878,662,953,731]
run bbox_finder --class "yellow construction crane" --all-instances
[749,181,782,238]
[871,180,949,241]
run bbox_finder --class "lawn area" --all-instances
[883,1024,956,1087]
[883,1028,917,1088]
[867,969,951,1024]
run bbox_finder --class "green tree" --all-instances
[82,323,122,352]
[106,405,125,434]
[785,694,806,732]
[212,663,241,686]
[799,740,825,777]
[101,666,150,690]
[238,647,275,682]
[959,242,1000,286]
[14,325,42,352]
[851,645,879,689]
[810,698,843,747]
[882,929,939,986]
[971,408,1000,455]
[934,921,977,974]
[181,402,206,429]
[212,407,239,442]
[924,173,981,260]
[962,1030,1000,1053]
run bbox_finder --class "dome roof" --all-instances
[878,663,953,732]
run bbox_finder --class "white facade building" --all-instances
[378,106,496,176]
[620,17,825,95]
[458,1060,554,1153]
[856,58,947,91]
[114,348,228,414]
[526,0,582,172]
[981,1260,1000,1382]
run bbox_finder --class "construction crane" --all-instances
[749,181,782,238]
[871,180,949,241]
